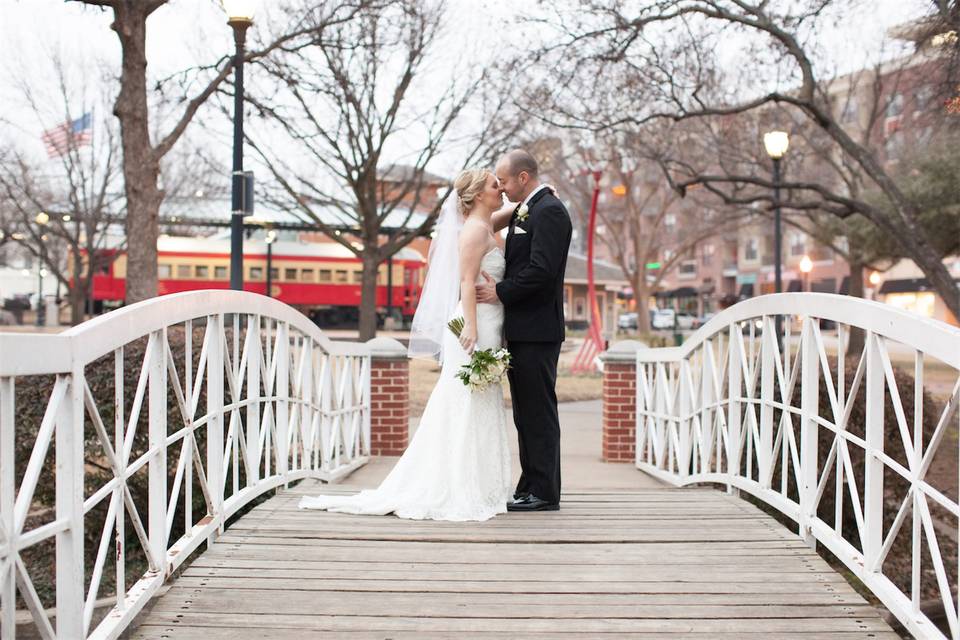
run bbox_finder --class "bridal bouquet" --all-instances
[447,317,511,391]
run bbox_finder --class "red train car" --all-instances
[90,236,426,326]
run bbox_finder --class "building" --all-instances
[562,253,630,336]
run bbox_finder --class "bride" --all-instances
[299,168,513,521]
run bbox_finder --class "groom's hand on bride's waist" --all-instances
[475,271,500,304]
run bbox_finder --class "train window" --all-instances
[177,265,191,278]
[249,267,263,280]
[215,266,227,280]
[284,268,298,281]
[335,270,348,283]
[270,268,279,280]
[318,269,332,282]
[159,264,172,278]
[195,265,209,278]
[352,270,363,283]
[301,269,315,282]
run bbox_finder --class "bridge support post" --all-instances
[366,338,409,456]
[600,341,645,463]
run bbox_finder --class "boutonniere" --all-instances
[516,204,529,224]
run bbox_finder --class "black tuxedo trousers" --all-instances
[507,340,562,504]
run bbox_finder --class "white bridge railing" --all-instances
[0,290,371,639]
[635,293,960,639]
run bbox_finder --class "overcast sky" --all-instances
[0,0,931,180]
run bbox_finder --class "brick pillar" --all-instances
[366,337,410,456]
[600,340,645,463]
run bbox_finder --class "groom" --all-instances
[477,149,572,512]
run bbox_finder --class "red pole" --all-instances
[572,169,605,374]
[585,170,604,345]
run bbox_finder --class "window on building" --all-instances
[284,268,298,281]
[301,269,315,282]
[158,264,172,278]
[215,266,228,280]
[177,264,191,278]
[885,131,905,161]
[790,233,805,257]
[679,260,697,277]
[574,297,585,319]
[195,265,209,279]
[319,269,332,282]
[841,95,859,123]
[249,267,263,280]
[335,270,349,283]
[665,214,676,229]
[885,92,904,118]
[744,238,759,261]
[914,86,933,112]
[702,243,715,266]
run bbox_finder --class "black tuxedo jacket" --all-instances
[496,187,573,342]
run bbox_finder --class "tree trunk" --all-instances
[112,5,163,304]
[69,284,86,326]
[847,258,866,357]
[358,253,380,341]
[634,275,652,334]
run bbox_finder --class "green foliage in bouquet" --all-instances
[448,316,465,337]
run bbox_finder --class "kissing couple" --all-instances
[300,149,573,520]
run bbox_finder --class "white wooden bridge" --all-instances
[1,290,958,638]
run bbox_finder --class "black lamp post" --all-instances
[225,1,254,291]
[35,212,49,326]
[764,131,789,348]
[763,131,790,295]
[265,229,276,297]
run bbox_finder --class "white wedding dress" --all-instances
[299,247,512,521]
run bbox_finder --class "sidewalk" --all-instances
[341,399,664,491]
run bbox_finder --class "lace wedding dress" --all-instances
[299,247,512,521]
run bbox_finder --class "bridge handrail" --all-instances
[634,293,960,639]
[0,290,372,639]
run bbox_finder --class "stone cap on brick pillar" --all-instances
[599,339,648,364]
[365,337,409,361]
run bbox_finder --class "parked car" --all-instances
[651,308,676,330]
[618,312,638,330]
[676,313,697,330]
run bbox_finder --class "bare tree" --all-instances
[0,126,123,325]
[245,0,524,339]
[66,0,369,303]
[538,133,747,333]
[533,0,960,320]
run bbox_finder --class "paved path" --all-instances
[126,402,896,638]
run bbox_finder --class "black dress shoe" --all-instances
[507,494,559,512]
[512,491,529,502]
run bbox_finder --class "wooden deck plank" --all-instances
[128,488,894,638]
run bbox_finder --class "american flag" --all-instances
[42,112,92,158]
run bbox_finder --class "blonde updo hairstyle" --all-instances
[453,168,491,216]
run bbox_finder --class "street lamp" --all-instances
[799,255,813,292]
[224,0,255,291]
[35,212,49,326]
[763,131,789,296]
[764,131,789,348]
[265,229,276,297]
